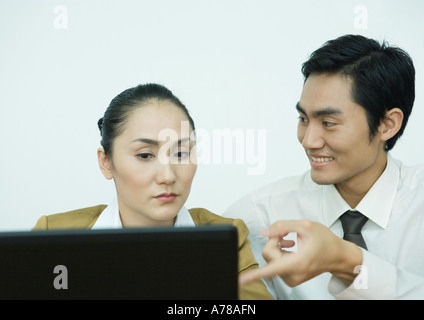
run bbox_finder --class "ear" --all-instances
[379,108,404,143]
[97,147,113,180]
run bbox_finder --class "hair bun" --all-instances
[97,117,104,133]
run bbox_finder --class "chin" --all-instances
[310,172,338,185]
[154,205,181,219]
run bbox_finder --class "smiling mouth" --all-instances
[310,156,335,163]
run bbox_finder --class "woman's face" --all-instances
[98,100,197,227]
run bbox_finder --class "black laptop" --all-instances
[0,225,238,299]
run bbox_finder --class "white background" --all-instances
[1,0,423,231]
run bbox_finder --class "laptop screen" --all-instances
[0,225,238,299]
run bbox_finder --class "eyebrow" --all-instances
[296,102,342,117]
[130,137,191,145]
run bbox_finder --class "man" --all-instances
[224,34,424,299]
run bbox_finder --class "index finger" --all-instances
[239,260,285,286]
[239,252,299,286]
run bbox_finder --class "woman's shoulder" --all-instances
[32,204,107,230]
[189,208,273,300]
[188,207,231,223]
[188,207,249,239]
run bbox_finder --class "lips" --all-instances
[308,153,335,167]
[310,155,335,163]
[155,192,177,203]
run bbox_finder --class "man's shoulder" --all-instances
[248,170,318,202]
[399,160,424,190]
[224,170,319,219]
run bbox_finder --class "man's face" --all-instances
[297,73,386,189]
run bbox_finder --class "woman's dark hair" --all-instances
[98,83,195,156]
[301,34,415,151]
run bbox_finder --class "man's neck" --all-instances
[335,152,388,209]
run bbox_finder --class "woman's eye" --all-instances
[137,153,155,160]
[175,151,189,158]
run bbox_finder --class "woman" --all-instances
[33,83,272,300]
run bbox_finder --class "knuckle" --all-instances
[300,219,314,230]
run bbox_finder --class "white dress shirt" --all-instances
[224,154,424,299]
[91,197,196,229]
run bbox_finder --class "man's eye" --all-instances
[323,121,336,127]
[298,115,308,123]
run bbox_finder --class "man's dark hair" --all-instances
[301,34,415,151]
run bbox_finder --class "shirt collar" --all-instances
[174,206,196,227]
[91,197,122,229]
[323,153,400,229]
[91,197,195,229]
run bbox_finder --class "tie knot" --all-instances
[340,210,368,235]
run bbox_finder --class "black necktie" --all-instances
[340,210,368,250]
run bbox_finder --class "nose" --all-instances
[155,160,177,185]
[299,123,325,151]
